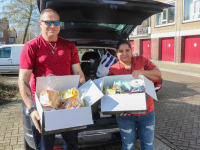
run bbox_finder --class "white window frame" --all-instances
[183,0,200,23]
[0,32,3,38]
[9,38,13,42]
[155,0,175,27]
[0,42,5,46]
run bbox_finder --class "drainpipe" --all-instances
[174,0,178,63]
[178,0,182,63]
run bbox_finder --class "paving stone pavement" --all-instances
[1,61,200,150]
[154,71,200,150]
[0,101,24,150]
[0,101,140,150]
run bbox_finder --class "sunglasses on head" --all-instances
[41,20,61,26]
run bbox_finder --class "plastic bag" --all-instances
[39,75,60,109]
[113,80,133,93]
[129,79,145,93]
[59,97,84,109]
[60,87,79,100]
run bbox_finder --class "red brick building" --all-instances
[0,18,17,46]
[129,0,200,64]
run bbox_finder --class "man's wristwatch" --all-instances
[28,107,36,115]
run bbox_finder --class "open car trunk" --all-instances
[37,0,172,43]
[37,0,172,123]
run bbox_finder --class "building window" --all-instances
[130,18,151,37]
[0,47,11,58]
[184,0,200,21]
[0,42,5,46]
[0,32,3,38]
[9,38,13,42]
[155,2,175,26]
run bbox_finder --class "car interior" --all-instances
[80,51,101,77]
[78,48,116,79]
[78,47,118,118]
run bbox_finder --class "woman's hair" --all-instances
[116,40,132,50]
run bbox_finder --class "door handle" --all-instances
[8,59,12,61]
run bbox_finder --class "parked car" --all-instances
[0,44,24,73]
[23,0,170,149]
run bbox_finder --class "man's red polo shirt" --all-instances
[20,35,80,103]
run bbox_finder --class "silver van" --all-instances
[0,44,24,73]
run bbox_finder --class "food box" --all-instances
[35,75,103,135]
[96,75,158,115]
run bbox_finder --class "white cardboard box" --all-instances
[98,75,158,115]
[35,75,103,135]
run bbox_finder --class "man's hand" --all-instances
[120,112,131,116]
[30,110,41,133]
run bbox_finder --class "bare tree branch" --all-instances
[0,0,40,43]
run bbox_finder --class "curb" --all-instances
[159,68,200,78]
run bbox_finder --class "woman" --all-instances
[108,40,161,150]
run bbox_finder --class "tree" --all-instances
[16,27,40,44]
[0,0,40,44]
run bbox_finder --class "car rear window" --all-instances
[61,22,126,31]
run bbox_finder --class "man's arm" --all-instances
[71,63,86,84]
[18,69,41,133]
[132,67,161,81]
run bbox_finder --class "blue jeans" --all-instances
[116,110,155,150]
[31,120,78,150]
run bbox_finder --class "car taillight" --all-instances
[53,147,64,149]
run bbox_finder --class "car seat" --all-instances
[81,52,101,77]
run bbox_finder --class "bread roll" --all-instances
[39,89,60,109]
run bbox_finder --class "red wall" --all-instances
[185,36,200,64]
[142,39,151,59]
[0,31,9,44]
[161,38,174,61]
[130,40,134,51]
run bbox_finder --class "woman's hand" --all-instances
[137,67,161,81]
[132,70,141,78]
[132,68,144,78]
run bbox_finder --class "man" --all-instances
[18,8,85,150]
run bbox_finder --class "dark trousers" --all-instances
[31,120,78,150]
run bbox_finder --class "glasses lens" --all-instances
[46,21,52,26]
[54,21,60,26]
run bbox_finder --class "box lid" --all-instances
[142,75,158,101]
[78,79,104,106]
[36,75,80,95]
[93,77,103,90]
[36,75,103,106]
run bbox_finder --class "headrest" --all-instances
[81,52,100,60]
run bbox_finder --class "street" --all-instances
[0,70,200,149]
[155,71,200,149]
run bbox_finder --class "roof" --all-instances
[0,18,9,31]
[9,29,17,38]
